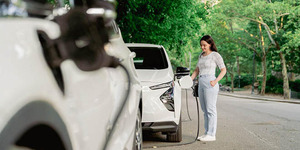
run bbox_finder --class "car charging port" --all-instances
[53,7,120,71]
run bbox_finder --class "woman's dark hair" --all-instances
[200,35,218,52]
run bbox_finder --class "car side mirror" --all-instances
[179,76,193,89]
[175,67,190,79]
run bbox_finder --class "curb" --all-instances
[219,92,300,105]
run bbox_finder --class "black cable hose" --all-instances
[103,64,131,150]
[143,95,201,149]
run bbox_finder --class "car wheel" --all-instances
[167,117,182,142]
[133,109,143,150]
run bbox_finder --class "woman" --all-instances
[191,35,226,142]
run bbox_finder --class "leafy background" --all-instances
[47,0,299,97]
[116,0,299,98]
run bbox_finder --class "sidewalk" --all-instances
[219,90,300,104]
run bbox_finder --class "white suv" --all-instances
[0,0,142,150]
[127,43,192,142]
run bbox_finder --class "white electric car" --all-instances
[127,44,192,142]
[105,21,143,150]
[0,0,142,150]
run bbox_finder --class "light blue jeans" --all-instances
[198,75,219,136]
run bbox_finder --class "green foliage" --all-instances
[290,80,300,92]
[116,0,207,69]
[234,75,253,88]
[283,5,300,73]
[207,0,299,95]
[261,76,284,94]
[219,77,231,86]
[115,0,298,95]
[258,76,300,94]
[47,0,70,6]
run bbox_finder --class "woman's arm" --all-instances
[191,67,199,80]
[210,67,226,87]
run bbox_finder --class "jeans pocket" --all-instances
[208,77,217,88]
[207,81,214,89]
[215,83,219,91]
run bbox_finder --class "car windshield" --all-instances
[128,47,168,70]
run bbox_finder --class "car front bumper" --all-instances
[142,121,178,133]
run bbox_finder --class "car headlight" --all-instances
[150,81,174,90]
[159,82,175,111]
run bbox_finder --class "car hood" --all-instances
[136,69,173,86]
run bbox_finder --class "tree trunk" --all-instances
[279,52,290,99]
[230,66,234,93]
[258,22,266,96]
[236,56,240,88]
[226,72,228,83]
[261,56,267,96]
[230,73,234,93]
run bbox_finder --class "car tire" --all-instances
[133,109,143,150]
[166,117,182,142]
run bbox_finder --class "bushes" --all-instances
[290,80,300,92]
[219,77,231,86]
[258,75,300,94]
[220,74,300,94]
[220,74,257,88]
[264,76,284,94]
[234,75,253,88]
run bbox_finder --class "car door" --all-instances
[60,60,127,150]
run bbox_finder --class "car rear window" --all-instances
[128,47,168,69]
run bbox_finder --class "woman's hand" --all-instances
[191,67,199,80]
[211,68,226,87]
[210,80,217,87]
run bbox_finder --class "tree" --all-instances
[282,3,300,81]
[116,0,207,68]
[203,5,241,92]
[204,0,266,93]
[209,0,297,99]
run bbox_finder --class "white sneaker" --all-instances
[196,135,206,141]
[200,135,216,142]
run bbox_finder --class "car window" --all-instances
[128,47,168,69]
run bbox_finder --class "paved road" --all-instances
[143,90,300,150]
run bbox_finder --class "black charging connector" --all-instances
[52,7,120,71]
